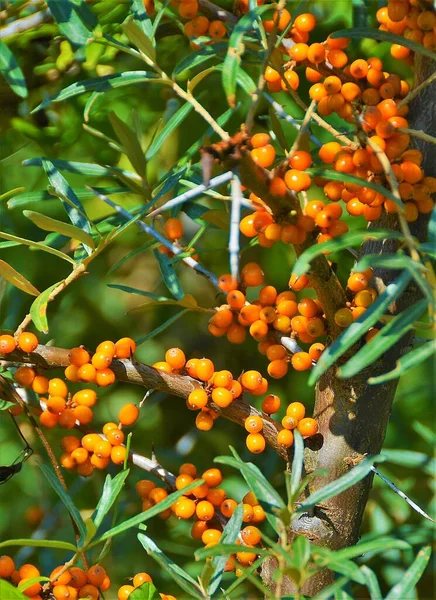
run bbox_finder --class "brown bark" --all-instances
[261,57,435,596]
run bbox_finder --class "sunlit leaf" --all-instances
[123,17,156,62]
[0,40,27,98]
[30,281,62,334]
[130,0,154,39]
[109,112,147,178]
[385,546,431,599]
[0,231,76,265]
[207,504,243,595]
[8,186,128,209]
[130,583,160,600]
[0,538,77,552]
[173,43,228,77]
[46,0,97,47]
[0,260,40,296]
[93,470,130,530]
[146,103,193,160]
[24,211,95,249]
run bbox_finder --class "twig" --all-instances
[229,172,243,281]
[90,188,220,290]
[263,92,322,147]
[0,10,51,39]
[287,99,318,158]
[398,127,436,146]
[147,171,233,218]
[398,69,436,109]
[198,0,238,23]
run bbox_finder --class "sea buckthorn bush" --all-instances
[0,0,434,598]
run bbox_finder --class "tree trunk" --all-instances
[262,57,435,596]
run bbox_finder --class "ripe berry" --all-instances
[289,273,309,291]
[347,273,368,292]
[87,565,106,587]
[73,389,97,407]
[267,359,288,379]
[221,498,237,518]
[277,429,294,448]
[262,394,281,414]
[218,274,238,292]
[240,370,263,391]
[106,428,125,446]
[73,405,93,425]
[246,433,266,453]
[77,363,96,383]
[165,347,186,369]
[0,335,16,354]
[196,500,215,520]
[58,409,76,429]
[40,411,58,428]
[188,388,208,410]
[80,584,100,600]
[244,415,263,433]
[17,332,38,353]
[48,378,68,398]
[334,308,354,328]
[118,585,135,600]
[211,386,233,407]
[114,337,136,358]
[118,403,139,426]
[95,368,115,387]
[196,358,215,381]
[291,352,312,371]
[241,262,264,287]
[15,366,35,387]
[297,417,319,437]
[286,402,306,421]
[196,410,214,431]
[133,573,153,587]
[111,446,127,465]
[0,555,15,578]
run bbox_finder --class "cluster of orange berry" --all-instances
[57,400,139,476]
[169,0,226,44]
[377,0,436,53]
[0,556,110,600]
[118,572,176,600]
[136,464,266,571]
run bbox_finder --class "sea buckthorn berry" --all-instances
[287,402,306,421]
[94,439,112,459]
[289,273,309,291]
[309,342,325,361]
[309,82,328,101]
[328,48,348,68]
[64,365,79,382]
[282,69,300,91]
[241,262,264,287]
[251,132,270,148]
[153,361,172,374]
[347,273,368,292]
[69,568,87,590]
[211,386,233,408]
[76,459,94,477]
[213,370,233,388]
[0,335,16,354]
[73,405,93,425]
[31,375,49,395]
[236,549,257,565]
[230,379,243,398]
[48,377,68,398]
[191,520,208,540]
[69,347,90,367]
[196,500,215,521]
[77,363,96,382]
[308,42,326,64]
[102,422,117,436]
[114,337,136,358]
[95,368,115,387]
[91,352,112,370]
[196,358,215,381]
[241,525,262,546]
[244,415,263,433]
[196,410,214,431]
[118,585,135,600]
[207,488,226,506]
[227,290,246,310]
[262,394,281,414]
[73,389,97,407]
[136,479,156,497]
[201,528,221,545]
[17,332,38,353]
[111,446,127,465]
[87,566,106,588]
[133,573,153,588]
[241,370,263,391]
[281,415,298,430]
[80,584,100,600]
[81,433,101,452]
[294,12,316,31]
[202,468,223,488]
[71,448,89,465]
[61,436,80,453]
[118,403,139,426]
[242,503,255,522]
[267,359,288,379]
[266,345,287,361]
[291,352,312,371]
[208,20,226,38]
[21,578,41,597]
[277,429,294,448]
[276,291,296,304]
[58,408,76,429]
[220,498,237,518]
[334,307,354,328]
[269,176,287,196]
[298,298,319,318]
[289,150,312,170]
[149,487,168,505]
[284,169,311,192]
[106,428,125,446]
[165,217,183,240]
[40,410,58,428]
[218,274,238,292]
[246,433,266,454]
[0,555,15,578]
[165,347,186,369]
[188,389,208,410]
[249,319,269,339]
[297,417,319,437]
[212,308,233,329]
[15,366,35,387]
[251,145,276,168]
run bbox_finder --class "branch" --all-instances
[198,0,238,23]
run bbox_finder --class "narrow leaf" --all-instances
[154,249,184,300]
[309,271,412,385]
[122,18,156,62]
[0,40,27,98]
[137,534,203,599]
[109,112,147,178]
[0,400,15,411]
[173,43,228,77]
[9,186,128,209]
[0,579,28,600]
[369,340,436,385]
[290,430,304,500]
[130,583,160,600]
[135,310,189,346]
[0,231,76,265]
[46,0,97,47]
[93,470,130,530]
[338,299,427,378]
[297,455,384,513]
[130,0,154,39]
[0,260,40,296]
[32,71,159,112]
[146,103,193,160]
[39,464,87,542]
[385,546,431,599]
[207,504,243,595]
[331,537,410,561]
[360,566,382,600]
[107,284,169,301]
[0,537,77,552]
[24,211,95,249]
[354,254,426,273]
[30,281,61,334]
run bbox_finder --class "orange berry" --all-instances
[220,498,237,518]
[153,361,172,373]
[196,500,215,521]
[266,344,287,361]
[40,410,58,428]
[106,428,125,446]
[136,479,156,497]
[236,549,257,565]
[309,343,325,361]
[165,347,186,369]
[15,365,36,387]
[218,274,238,293]
[91,352,112,370]
[81,433,101,453]
[79,584,99,600]
[165,217,183,240]
[347,273,368,292]
[241,262,264,287]
[118,584,135,600]
[249,319,269,340]
[294,12,316,31]
[207,488,226,506]
[71,448,89,465]
[267,359,288,379]
[289,150,312,170]
[0,334,16,354]
[246,433,266,453]
[208,19,226,38]
[251,145,276,168]
[202,468,222,488]
[241,370,263,391]
[17,332,38,353]
[73,405,93,425]
[188,388,208,410]
[201,528,221,545]
[118,403,139,426]
[69,347,90,367]
[95,368,115,387]
[58,409,76,429]
[72,389,97,407]
[133,573,153,588]
[277,429,294,448]
[196,358,215,381]
[149,487,168,504]
[94,439,112,459]
[227,290,246,310]
[282,69,300,91]
[64,365,79,382]
[87,566,106,587]
[284,169,311,192]
[286,402,306,421]
[297,417,319,437]
[261,394,281,414]
[77,363,96,383]
[244,415,263,433]
[251,133,270,148]
[212,308,233,329]
[114,337,136,358]
[69,568,87,590]
[196,410,214,431]
[334,307,354,328]
[0,555,15,578]
[213,370,233,388]
[111,446,127,465]
[291,352,312,371]
[211,386,233,408]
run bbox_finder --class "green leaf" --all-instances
[412,421,436,446]
[290,429,304,500]
[0,400,15,411]
[201,209,230,231]
[0,538,77,552]
[269,105,289,151]
[332,28,436,62]
[39,463,87,542]
[0,259,40,296]
[32,71,159,112]
[24,211,95,249]
[135,310,190,346]
[0,40,27,98]
[107,284,169,301]
[29,281,61,334]
[130,0,154,39]
[0,231,76,265]
[207,503,243,596]
[222,5,271,106]
[154,249,184,300]
[91,479,204,545]
[8,186,128,209]
[325,559,365,585]
[173,43,228,77]
[42,159,93,254]
[215,63,256,100]
[370,339,435,385]
[122,17,156,62]
[293,230,405,277]
[427,203,436,246]
[18,577,51,592]
[0,579,28,600]
[297,455,384,513]
[338,299,428,378]
[312,577,350,600]
[385,546,431,599]
[331,537,410,561]
[360,566,382,600]
[146,103,194,160]
[354,254,426,274]
[107,240,157,274]
[46,0,97,47]
[307,167,404,208]
[293,535,311,572]
[137,534,203,599]
[308,271,412,385]
[420,242,436,259]
[130,583,160,600]
[109,112,147,178]
[381,449,435,474]
[24,157,139,181]
[196,543,269,561]
[93,470,130,530]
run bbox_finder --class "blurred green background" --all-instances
[0,0,434,598]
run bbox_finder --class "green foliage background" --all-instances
[0,1,434,597]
